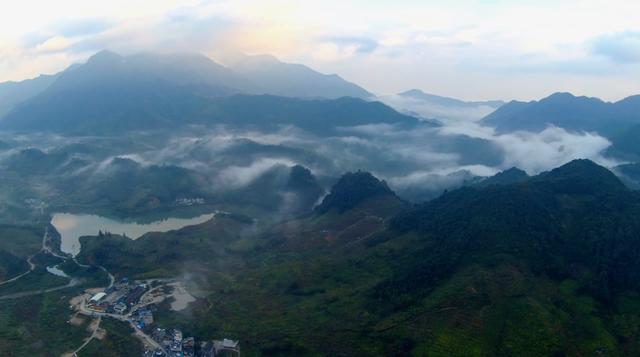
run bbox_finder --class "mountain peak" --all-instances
[398,89,426,97]
[534,159,626,194]
[477,167,528,187]
[482,91,616,134]
[545,92,576,100]
[286,165,319,190]
[315,171,395,213]
[86,50,123,65]
[542,92,605,104]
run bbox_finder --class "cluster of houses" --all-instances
[84,277,240,357]
[87,277,147,314]
[146,328,239,356]
[132,306,154,329]
[150,328,195,356]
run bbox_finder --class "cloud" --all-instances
[2,0,640,99]
[215,158,295,189]
[319,36,378,54]
[54,18,113,38]
[378,94,499,122]
[592,32,640,63]
[35,36,73,53]
[439,121,618,174]
[494,126,618,173]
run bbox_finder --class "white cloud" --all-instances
[1,1,640,100]
[215,158,294,189]
[439,120,618,174]
[35,36,73,53]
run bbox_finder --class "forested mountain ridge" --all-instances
[483,92,640,136]
[72,160,640,355]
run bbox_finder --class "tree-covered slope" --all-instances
[72,161,640,355]
[204,161,640,355]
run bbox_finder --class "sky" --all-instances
[1,0,640,101]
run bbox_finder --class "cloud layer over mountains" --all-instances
[0,50,636,210]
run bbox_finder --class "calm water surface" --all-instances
[51,213,215,256]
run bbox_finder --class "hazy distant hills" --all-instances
[0,51,414,134]
[608,120,640,160]
[400,89,505,109]
[231,54,372,99]
[0,50,372,126]
[379,89,504,121]
[0,74,58,118]
[0,51,417,134]
[483,92,640,136]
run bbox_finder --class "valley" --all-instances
[0,42,639,356]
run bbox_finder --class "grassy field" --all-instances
[80,319,144,357]
[0,256,111,356]
[0,290,91,356]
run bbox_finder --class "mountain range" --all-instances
[3,49,640,356]
[379,89,504,122]
[0,74,58,117]
[75,159,640,355]
[230,54,372,99]
[483,92,640,136]
[0,50,371,120]
[0,51,409,135]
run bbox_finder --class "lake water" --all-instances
[51,212,215,256]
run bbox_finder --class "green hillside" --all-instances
[76,160,640,355]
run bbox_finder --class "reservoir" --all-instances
[51,212,215,256]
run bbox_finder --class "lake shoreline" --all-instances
[51,212,218,256]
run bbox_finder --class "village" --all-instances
[70,277,240,357]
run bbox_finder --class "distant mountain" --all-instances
[231,54,372,99]
[400,89,504,108]
[0,51,414,135]
[315,171,397,213]
[0,74,58,117]
[206,95,421,134]
[3,89,419,134]
[483,92,640,136]
[613,162,640,189]
[218,164,325,217]
[43,50,255,96]
[608,121,640,160]
[125,51,257,94]
[476,167,528,187]
[379,89,504,121]
[285,165,324,211]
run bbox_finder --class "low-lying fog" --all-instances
[0,102,619,207]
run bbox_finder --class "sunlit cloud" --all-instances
[1,0,640,100]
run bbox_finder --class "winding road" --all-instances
[67,316,102,357]
[0,227,81,298]
[0,226,112,356]
[0,253,36,287]
[72,285,167,355]
[0,226,58,287]
[0,225,166,356]
[0,278,81,300]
